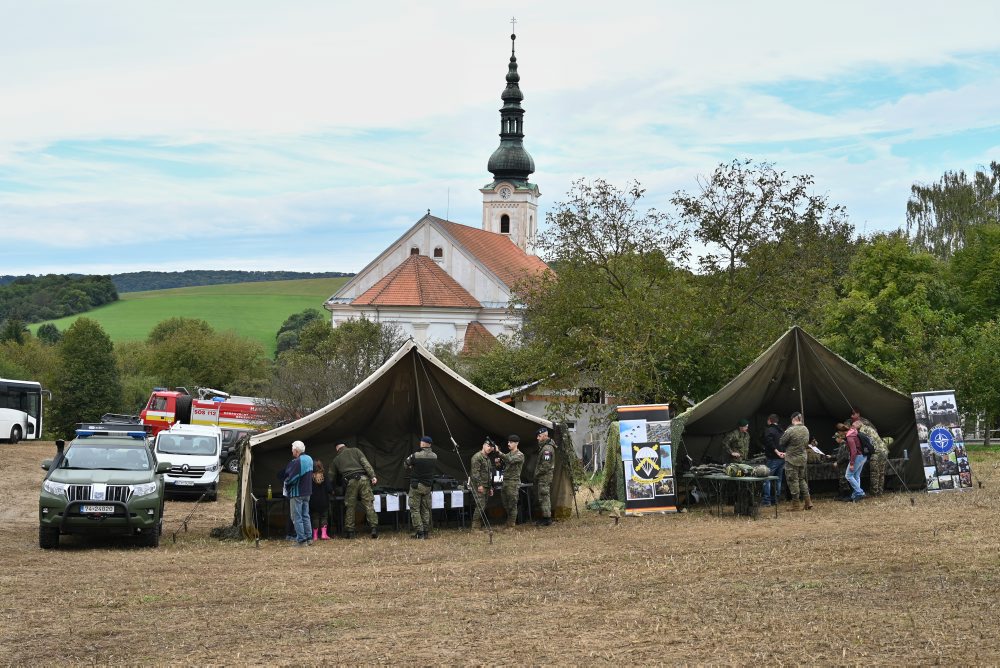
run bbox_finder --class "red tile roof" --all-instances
[434,218,551,288]
[352,254,481,308]
[462,321,497,355]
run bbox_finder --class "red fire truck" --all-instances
[140,387,265,436]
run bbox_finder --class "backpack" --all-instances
[857,431,875,458]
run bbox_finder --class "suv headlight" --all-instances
[206,463,220,472]
[43,480,68,496]
[132,482,158,497]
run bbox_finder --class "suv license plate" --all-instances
[175,480,194,486]
[81,505,115,514]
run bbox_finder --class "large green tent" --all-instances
[671,326,923,487]
[240,340,573,534]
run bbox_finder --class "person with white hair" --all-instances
[282,440,314,546]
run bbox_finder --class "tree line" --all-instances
[0,275,118,328]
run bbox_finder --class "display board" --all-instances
[618,411,677,515]
[912,390,973,492]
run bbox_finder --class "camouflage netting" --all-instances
[600,422,625,502]
[586,499,625,516]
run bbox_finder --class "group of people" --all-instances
[723,407,890,510]
[278,426,557,546]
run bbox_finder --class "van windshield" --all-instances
[156,434,218,456]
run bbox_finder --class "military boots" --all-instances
[803,493,814,510]
[788,495,803,512]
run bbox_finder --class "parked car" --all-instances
[154,423,223,500]
[39,426,169,549]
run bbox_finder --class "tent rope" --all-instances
[414,353,496,539]
[795,328,805,419]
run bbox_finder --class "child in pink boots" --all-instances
[309,460,335,540]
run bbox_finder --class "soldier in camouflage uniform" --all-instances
[723,419,751,461]
[469,438,495,530]
[779,412,812,511]
[495,434,525,528]
[853,410,889,496]
[404,436,438,539]
[329,442,379,538]
[534,427,556,526]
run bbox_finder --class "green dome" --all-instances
[488,142,535,180]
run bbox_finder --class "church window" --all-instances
[500,215,510,234]
[433,246,443,259]
[410,246,419,255]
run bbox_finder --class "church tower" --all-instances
[481,32,540,255]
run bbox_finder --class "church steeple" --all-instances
[481,28,540,255]
[487,33,535,183]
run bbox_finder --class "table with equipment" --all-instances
[682,472,780,519]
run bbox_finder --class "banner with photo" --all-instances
[912,390,973,492]
[619,417,677,515]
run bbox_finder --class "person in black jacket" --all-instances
[762,414,786,506]
[309,460,335,540]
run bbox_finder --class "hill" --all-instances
[30,277,349,355]
[2,270,354,293]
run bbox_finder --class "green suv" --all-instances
[39,427,170,549]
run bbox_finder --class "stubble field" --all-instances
[2,441,1000,665]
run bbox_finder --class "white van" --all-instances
[153,423,222,500]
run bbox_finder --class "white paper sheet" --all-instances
[450,490,464,508]
[386,494,400,512]
[373,495,382,513]
[431,491,445,509]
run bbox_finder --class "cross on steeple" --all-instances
[510,16,516,34]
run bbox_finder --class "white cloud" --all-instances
[2,1,1000,274]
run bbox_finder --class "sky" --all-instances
[2,0,1000,276]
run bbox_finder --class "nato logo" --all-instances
[929,427,954,455]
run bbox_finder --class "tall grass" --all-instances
[30,278,349,355]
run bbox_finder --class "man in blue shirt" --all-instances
[282,440,314,546]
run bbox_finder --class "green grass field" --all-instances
[30,277,349,355]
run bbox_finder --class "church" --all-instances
[324,33,550,352]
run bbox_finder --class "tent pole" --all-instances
[412,353,426,436]
[795,328,805,420]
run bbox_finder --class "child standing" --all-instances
[310,460,334,540]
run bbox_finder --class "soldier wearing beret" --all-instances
[495,435,525,528]
[724,419,751,461]
[469,437,495,530]
[534,426,556,526]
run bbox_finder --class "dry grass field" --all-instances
[3,441,1000,665]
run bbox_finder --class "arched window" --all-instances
[410,246,419,255]
[433,246,443,259]
[500,214,510,234]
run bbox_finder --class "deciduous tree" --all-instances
[907,162,1000,260]
[49,318,123,438]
